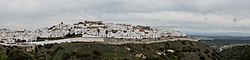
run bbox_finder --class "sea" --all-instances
[189,35,250,46]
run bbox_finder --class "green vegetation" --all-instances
[0,50,7,60]
[221,45,250,60]
[7,48,35,60]
[0,47,36,60]
[0,41,222,60]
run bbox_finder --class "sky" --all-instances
[0,0,250,36]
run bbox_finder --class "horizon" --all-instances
[1,0,250,36]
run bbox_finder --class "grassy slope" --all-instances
[32,41,222,60]
[0,41,223,60]
[221,45,250,60]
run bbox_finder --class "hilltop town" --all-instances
[0,21,219,60]
[0,20,197,46]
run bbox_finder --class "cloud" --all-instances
[0,0,250,35]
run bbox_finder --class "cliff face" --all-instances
[0,41,222,60]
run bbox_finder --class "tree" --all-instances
[105,30,108,37]
[7,48,35,60]
[97,29,100,36]
[62,53,70,59]
[92,50,101,56]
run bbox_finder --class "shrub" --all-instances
[199,55,206,60]
[204,49,210,54]
[62,53,70,59]
[92,50,101,56]
[44,44,54,49]
[0,51,7,60]
[7,48,35,60]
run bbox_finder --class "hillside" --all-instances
[221,45,250,60]
[0,41,222,60]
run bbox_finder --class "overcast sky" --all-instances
[0,0,250,35]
